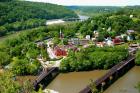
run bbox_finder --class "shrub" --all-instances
[135,51,140,65]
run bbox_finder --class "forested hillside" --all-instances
[68,6,121,16]
[0,0,78,36]
[0,4,140,92]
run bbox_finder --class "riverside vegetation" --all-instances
[60,46,129,72]
[0,0,140,92]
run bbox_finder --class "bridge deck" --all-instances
[33,67,59,88]
[80,56,135,93]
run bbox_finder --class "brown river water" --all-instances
[104,66,140,93]
[47,66,140,93]
[47,70,107,93]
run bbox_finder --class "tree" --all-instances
[0,52,10,67]
[11,57,28,75]
[97,33,104,42]
[0,26,7,36]
[60,46,128,72]
[135,51,140,65]
[41,48,49,61]
[63,38,68,45]
[0,71,21,93]
[53,37,61,45]
[0,71,37,93]
[89,79,100,93]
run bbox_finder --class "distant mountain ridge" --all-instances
[0,0,78,25]
[67,6,121,16]
[67,5,140,17]
[0,0,78,36]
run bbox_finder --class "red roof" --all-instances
[113,38,122,44]
[54,47,67,56]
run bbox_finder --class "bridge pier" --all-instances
[80,56,135,93]
[33,67,59,91]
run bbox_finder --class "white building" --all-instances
[85,35,91,40]
[106,40,114,47]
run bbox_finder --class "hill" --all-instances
[0,0,78,36]
[0,1,78,25]
[68,6,121,16]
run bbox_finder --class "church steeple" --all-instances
[60,29,63,38]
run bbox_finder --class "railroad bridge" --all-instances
[33,67,59,91]
[79,56,135,93]
[33,47,137,92]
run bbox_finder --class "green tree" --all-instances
[89,79,100,93]
[97,33,104,42]
[135,51,140,65]
[63,38,68,45]
[0,52,10,67]
[0,71,21,93]
[0,71,37,93]
[11,57,28,75]
[0,26,7,36]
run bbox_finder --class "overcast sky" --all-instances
[25,0,140,6]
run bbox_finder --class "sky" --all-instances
[25,0,140,6]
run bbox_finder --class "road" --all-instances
[47,41,57,59]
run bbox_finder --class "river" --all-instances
[46,14,89,25]
[46,70,107,93]
[104,66,140,93]
[46,66,140,93]
[78,14,89,21]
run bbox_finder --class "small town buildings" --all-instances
[127,30,135,41]
[63,44,79,52]
[93,30,99,38]
[70,38,80,45]
[121,34,127,39]
[36,41,46,48]
[127,30,135,35]
[79,39,90,45]
[113,38,122,45]
[85,35,91,40]
[127,36,134,41]
[96,42,106,47]
[106,40,114,46]
[69,38,90,46]
[54,46,67,57]
[130,15,134,18]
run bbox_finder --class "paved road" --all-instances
[47,41,57,59]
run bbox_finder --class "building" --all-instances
[93,30,99,38]
[127,36,134,41]
[69,38,80,45]
[113,38,122,45]
[127,30,135,35]
[79,39,90,45]
[127,30,135,41]
[106,40,114,47]
[54,47,67,57]
[36,41,46,48]
[85,35,91,40]
[96,42,106,47]
[130,15,134,18]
